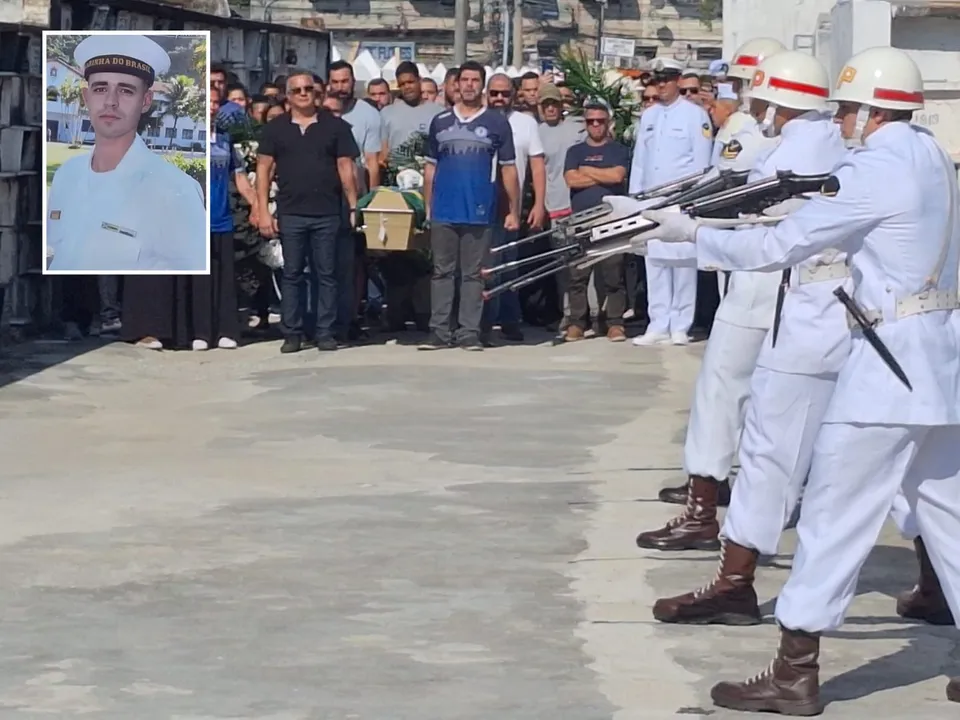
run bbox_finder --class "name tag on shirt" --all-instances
[101,221,138,238]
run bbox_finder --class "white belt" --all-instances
[845,289,960,329]
[797,261,849,285]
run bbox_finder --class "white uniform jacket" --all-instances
[711,110,755,167]
[628,97,713,193]
[724,112,850,372]
[695,122,960,424]
[48,135,208,273]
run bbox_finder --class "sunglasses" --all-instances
[488,89,512,98]
[678,87,699,95]
[289,85,315,95]
[643,95,659,102]
[584,118,607,126]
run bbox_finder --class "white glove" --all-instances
[762,197,808,217]
[640,209,700,243]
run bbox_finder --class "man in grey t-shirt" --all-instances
[538,83,586,219]
[380,61,443,154]
[328,60,382,193]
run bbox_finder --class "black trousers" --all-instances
[191,232,240,343]
[429,223,490,342]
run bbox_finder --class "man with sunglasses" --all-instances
[481,73,547,343]
[256,70,360,354]
[562,98,631,342]
[628,57,713,347]
[679,71,704,107]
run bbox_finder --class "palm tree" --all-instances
[57,76,85,146]
[193,39,207,83]
[161,75,197,149]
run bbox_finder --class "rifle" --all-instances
[483,171,834,301]
[484,169,751,276]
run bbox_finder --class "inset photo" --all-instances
[43,30,210,274]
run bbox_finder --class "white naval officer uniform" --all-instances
[628,96,713,340]
[694,121,960,633]
[47,136,207,272]
[648,113,782,484]
[709,112,850,555]
[46,33,207,273]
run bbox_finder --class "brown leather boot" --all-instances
[653,540,762,625]
[897,536,955,625]
[636,475,721,551]
[711,627,824,716]
[947,677,960,702]
[657,477,731,507]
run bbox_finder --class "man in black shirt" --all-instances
[562,97,631,343]
[256,70,360,353]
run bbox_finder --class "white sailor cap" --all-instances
[709,59,730,78]
[651,57,685,76]
[716,82,738,101]
[74,34,171,86]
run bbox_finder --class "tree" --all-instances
[161,75,197,149]
[57,76,85,146]
[699,0,720,31]
[193,38,207,82]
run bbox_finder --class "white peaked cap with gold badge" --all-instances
[74,34,171,86]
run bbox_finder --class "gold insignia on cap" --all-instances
[49,210,61,220]
[752,70,766,88]
[721,139,743,159]
[702,122,712,138]
[837,66,857,90]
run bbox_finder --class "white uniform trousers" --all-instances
[721,368,837,555]
[775,424,960,632]
[646,261,698,336]
[683,319,768,479]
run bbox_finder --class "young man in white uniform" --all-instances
[639,47,960,714]
[47,35,207,273]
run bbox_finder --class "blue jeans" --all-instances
[482,227,522,328]
[278,214,341,339]
[333,208,356,337]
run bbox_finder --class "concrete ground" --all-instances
[0,335,956,719]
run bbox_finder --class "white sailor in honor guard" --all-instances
[46,34,207,273]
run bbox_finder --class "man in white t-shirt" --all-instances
[482,72,546,342]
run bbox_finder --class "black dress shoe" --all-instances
[316,336,338,352]
[280,337,301,354]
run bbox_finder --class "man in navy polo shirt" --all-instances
[419,61,522,351]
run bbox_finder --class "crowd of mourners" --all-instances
[57,57,731,353]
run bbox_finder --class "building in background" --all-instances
[236,0,723,69]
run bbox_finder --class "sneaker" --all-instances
[632,331,670,347]
[136,336,163,350]
[280,337,302,354]
[671,332,690,346]
[459,335,484,351]
[100,318,122,334]
[316,336,338,352]
[218,337,238,349]
[192,339,209,351]
[563,326,585,342]
[607,326,626,342]
[418,333,450,351]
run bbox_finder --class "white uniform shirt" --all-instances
[628,97,713,193]
[507,110,544,191]
[696,122,960,425]
[47,135,207,273]
[711,110,755,167]
[644,113,782,332]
